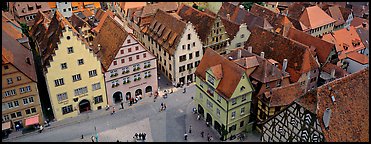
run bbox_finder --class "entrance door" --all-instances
[206,113,212,125]
[79,99,91,113]
[145,86,152,93]
[135,89,142,96]
[113,91,123,103]
[179,77,185,85]
[187,74,193,83]
[198,104,204,116]
[214,121,222,134]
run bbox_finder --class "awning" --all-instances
[25,114,40,126]
[2,121,11,131]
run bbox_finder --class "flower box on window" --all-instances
[122,70,129,74]
[123,80,131,84]
[144,64,151,68]
[144,74,152,78]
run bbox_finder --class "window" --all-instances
[187,63,193,70]
[29,96,34,103]
[10,113,16,119]
[92,82,101,91]
[217,95,222,103]
[179,65,186,72]
[241,95,246,102]
[236,43,241,47]
[62,105,73,115]
[128,48,132,52]
[143,53,146,58]
[169,64,172,71]
[113,60,117,65]
[182,45,185,50]
[94,95,103,104]
[216,22,219,27]
[207,99,213,108]
[4,65,8,69]
[240,86,245,91]
[31,108,36,113]
[232,98,236,105]
[129,57,132,61]
[16,111,22,117]
[240,121,244,127]
[195,61,200,67]
[231,111,236,119]
[23,98,29,105]
[20,87,26,93]
[26,109,31,115]
[135,46,139,51]
[169,55,171,60]
[127,39,131,44]
[57,92,68,102]
[68,8,71,11]
[8,102,14,109]
[207,75,215,85]
[216,108,220,116]
[189,53,193,59]
[78,59,84,65]
[121,58,125,63]
[187,44,191,50]
[193,42,195,47]
[241,107,245,115]
[179,55,187,62]
[89,70,97,77]
[72,74,82,82]
[67,47,74,54]
[136,55,140,59]
[4,89,16,97]
[120,50,124,54]
[266,83,270,89]
[54,78,65,87]
[241,34,245,38]
[196,51,200,57]
[199,93,203,99]
[14,101,19,107]
[7,78,13,84]
[74,87,88,96]
[17,76,21,81]
[187,34,191,40]
[61,63,67,69]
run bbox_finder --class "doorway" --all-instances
[113,91,123,103]
[79,99,91,113]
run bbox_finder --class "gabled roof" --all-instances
[29,11,51,46]
[2,11,21,30]
[316,68,369,142]
[39,11,85,69]
[140,2,178,18]
[284,2,311,20]
[295,89,317,114]
[2,24,37,82]
[351,17,369,29]
[119,2,146,12]
[142,9,186,56]
[195,48,248,99]
[264,82,304,107]
[286,27,335,64]
[219,16,241,39]
[176,4,215,43]
[321,63,349,78]
[92,9,114,33]
[346,51,369,64]
[69,14,89,31]
[2,17,23,40]
[209,64,223,80]
[356,27,369,51]
[339,6,352,21]
[11,2,51,17]
[217,2,250,24]
[245,26,319,83]
[299,5,336,29]
[326,5,346,26]
[91,16,129,71]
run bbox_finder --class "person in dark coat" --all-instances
[201,131,204,138]
[135,133,138,139]
[184,133,188,140]
[120,100,124,109]
[143,133,146,140]
[189,125,192,133]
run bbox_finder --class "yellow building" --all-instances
[39,12,107,121]
[2,21,44,131]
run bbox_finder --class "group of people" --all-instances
[128,95,142,106]
[133,132,147,141]
[159,103,167,112]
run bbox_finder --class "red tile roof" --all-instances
[299,5,336,29]
[91,16,129,71]
[2,23,37,82]
[92,9,114,33]
[346,51,369,64]
[264,82,304,107]
[321,63,349,78]
[2,17,23,40]
[176,4,216,43]
[295,89,317,113]
[142,9,186,56]
[29,11,51,50]
[286,27,335,65]
[10,2,51,17]
[245,26,319,83]
[219,16,241,39]
[217,2,249,24]
[69,14,89,32]
[195,48,248,99]
[326,5,346,26]
[351,17,369,29]
[316,68,369,142]
[140,2,178,18]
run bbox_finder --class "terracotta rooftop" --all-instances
[210,64,223,80]
[69,14,89,32]
[316,68,369,142]
[326,5,346,26]
[217,2,250,24]
[2,23,37,82]
[48,2,56,9]
[39,11,86,69]
[321,63,349,78]
[142,9,186,56]
[92,9,114,33]
[286,27,335,65]
[225,48,290,83]
[350,4,369,18]
[11,2,51,17]
[284,2,312,20]
[356,27,369,50]
[346,51,369,65]
[299,5,336,30]
[245,26,319,83]
[29,11,51,47]
[176,4,216,43]
[295,89,318,114]
[219,16,241,40]
[2,17,23,40]
[351,17,369,29]
[119,2,146,12]
[140,2,178,18]
[2,11,21,30]
[322,26,365,60]
[195,48,248,99]
[264,82,304,107]
[91,16,129,72]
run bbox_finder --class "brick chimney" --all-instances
[282,59,288,72]
[227,13,230,20]
[331,69,336,78]
[237,49,242,59]
[247,46,252,53]
[260,52,265,58]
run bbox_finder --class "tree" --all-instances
[241,2,265,11]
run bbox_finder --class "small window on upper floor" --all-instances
[67,47,74,54]
[120,50,124,54]
[7,78,13,84]
[4,65,9,70]
[135,46,139,51]
[66,36,71,40]
[187,34,191,40]
[136,55,140,59]
[240,86,245,91]
[143,53,146,58]
[241,34,245,38]
[113,60,117,65]
[127,39,131,44]
[128,48,132,52]
[17,76,21,81]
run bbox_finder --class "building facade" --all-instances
[55,2,73,18]
[2,23,44,130]
[92,16,158,106]
[9,2,52,27]
[40,12,107,121]
[194,48,254,140]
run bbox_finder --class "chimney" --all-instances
[271,64,275,76]
[247,46,252,53]
[282,59,288,72]
[323,108,331,130]
[237,49,242,59]
[331,69,336,78]
[227,13,230,20]
[98,44,101,51]
[260,52,264,58]
[362,22,367,28]
[239,5,244,9]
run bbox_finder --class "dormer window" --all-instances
[343,43,349,50]
[207,74,215,85]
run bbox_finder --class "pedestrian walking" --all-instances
[164,103,167,110]
[135,133,138,139]
[81,134,84,139]
[201,131,204,138]
[183,87,186,93]
[143,133,146,140]
[91,136,95,142]
[120,100,124,110]
[111,106,116,114]
[197,114,201,120]
[39,125,44,133]
[184,133,188,140]
[189,125,192,133]
[139,133,142,140]
[210,136,213,141]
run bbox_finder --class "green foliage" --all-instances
[241,2,265,11]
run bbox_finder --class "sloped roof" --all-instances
[219,16,241,39]
[92,9,114,33]
[264,82,304,107]
[48,2,56,9]
[119,2,146,12]
[29,11,51,46]
[356,27,369,51]
[327,5,346,26]
[91,16,129,71]
[286,27,335,64]
[210,64,223,80]
[295,89,317,114]
[195,48,247,99]
[217,2,249,24]
[299,5,336,29]
[346,51,369,64]
[140,2,178,18]
[245,26,319,83]
[11,2,51,17]
[142,9,186,56]
[2,24,37,82]
[2,17,23,40]
[351,17,369,29]
[316,68,369,142]
[176,4,215,43]
[69,14,89,31]
[321,62,349,78]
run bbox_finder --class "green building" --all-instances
[194,48,254,140]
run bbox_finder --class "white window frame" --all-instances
[231,111,236,119]
[241,107,245,115]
